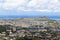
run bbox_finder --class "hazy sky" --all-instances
[0,0,60,16]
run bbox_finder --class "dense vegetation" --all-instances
[0,25,6,33]
[0,38,6,40]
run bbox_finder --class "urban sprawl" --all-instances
[0,16,60,40]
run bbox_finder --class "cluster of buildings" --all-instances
[0,16,60,40]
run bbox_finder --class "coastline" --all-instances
[0,16,59,20]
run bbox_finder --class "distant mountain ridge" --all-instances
[0,16,60,20]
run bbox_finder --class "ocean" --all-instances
[0,16,60,20]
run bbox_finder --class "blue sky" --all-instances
[0,0,60,16]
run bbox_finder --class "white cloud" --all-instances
[2,0,28,9]
[27,0,48,8]
[27,0,60,11]
[0,0,60,12]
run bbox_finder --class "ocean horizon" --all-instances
[0,15,59,20]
